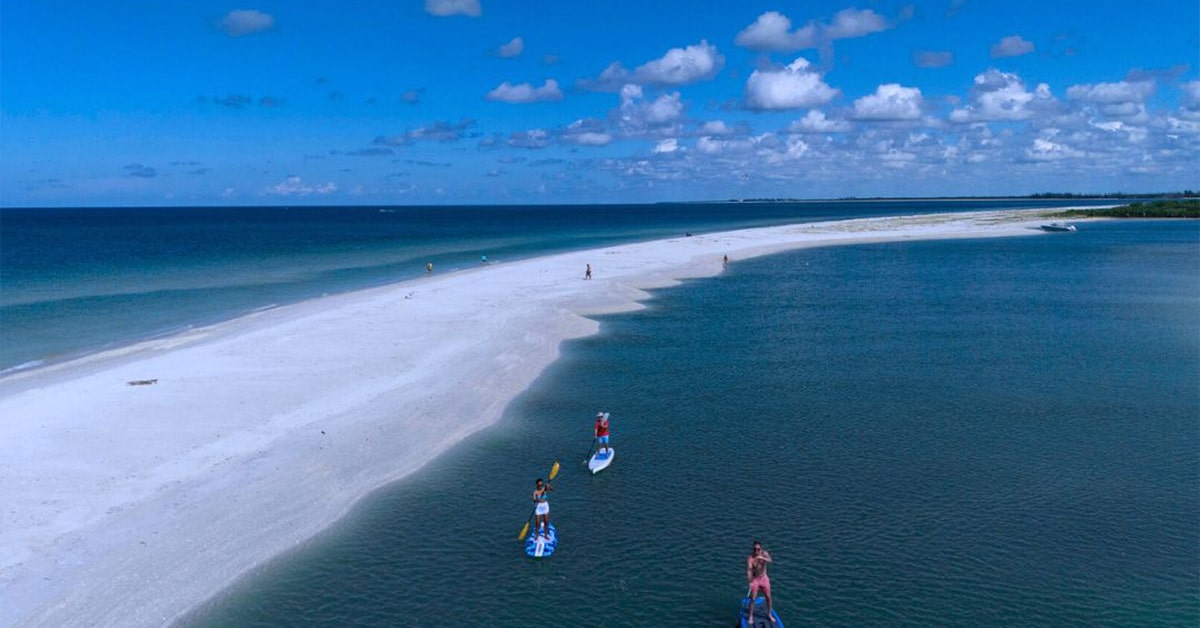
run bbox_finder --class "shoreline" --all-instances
[0,208,1097,626]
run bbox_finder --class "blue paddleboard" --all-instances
[738,596,783,628]
[524,523,557,558]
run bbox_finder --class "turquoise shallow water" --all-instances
[0,199,1115,372]
[186,220,1199,627]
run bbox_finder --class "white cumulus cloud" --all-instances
[268,176,336,196]
[853,84,924,120]
[506,129,552,148]
[734,12,818,51]
[562,119,613,146]
[425,0,481,17]
[486,79,563,103]
[788,110,851,133]
[633,40,724,86]
[581,41,723,90]
[695,136,725,155]
[1026,137,1084,160]
[950,69,1054,122]
[735,8,889,52]
[654,138,680,153]
[1066,80,1154,104]
[825,8,890,40]
[572,132,612,146]
[497,37,524,58]
[990,35,1035,58]
[699,120,734,136]
[617,85,685,135]
[219,10,275,37]
[879,149,918,168]
[744,57,840,111]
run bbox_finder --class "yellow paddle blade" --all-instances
[518,520,530,541]
[549,460,561,480]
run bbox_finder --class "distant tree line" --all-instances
[1030,191,1197,199]
[1061,199,1200,218]
[705,191,1199,204]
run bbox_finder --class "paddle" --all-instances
[738,586,755,627]
[580,437,598,464]
[517,459,561,540]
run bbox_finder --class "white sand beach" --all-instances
[0,209,1090,626]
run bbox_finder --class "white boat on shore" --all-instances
[1040,222,1077,232]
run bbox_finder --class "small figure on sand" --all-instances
[585,263,592,280]
[723,254,729,268]
[532,477,553,536]
[594,411,611,454]
[426,262,433,273]
[746,540,775,625]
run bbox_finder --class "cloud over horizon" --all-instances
[3,1,1196,206]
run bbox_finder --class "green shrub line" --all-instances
[1058,199,1200,218]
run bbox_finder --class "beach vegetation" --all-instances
[1059,199,1200,218]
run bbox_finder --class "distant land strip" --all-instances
[1060,199,1200,218]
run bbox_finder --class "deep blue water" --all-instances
[184,219,1199,627]
[0,199,1116,372]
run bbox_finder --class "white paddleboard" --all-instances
[587,447,615,474]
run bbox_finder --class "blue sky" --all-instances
[2,1,1197,207]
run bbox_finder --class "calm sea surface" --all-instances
[184,219,1199,627]
[1,199,1114,373]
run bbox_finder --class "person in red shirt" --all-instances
[594,411,611,454]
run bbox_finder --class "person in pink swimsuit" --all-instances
[746,540,775,624]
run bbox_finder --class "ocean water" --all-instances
[185,219,1199,627]
[0,199,1113,373]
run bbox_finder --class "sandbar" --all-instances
[0,209,1096,626]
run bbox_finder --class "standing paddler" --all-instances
[532,477,553,537]
[594,411,611,454]
[746,540,775,625]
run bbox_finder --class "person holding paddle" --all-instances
[746,540,775,625]
[532,477,553,537]
[594,411,611,454]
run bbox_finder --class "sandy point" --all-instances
[0,208,1095,626]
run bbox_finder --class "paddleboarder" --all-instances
[532,477,552,537]
[594,411,611,454]
[746,540,775,625]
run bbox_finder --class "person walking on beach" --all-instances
[746,540,775,625]
[426,262,433,273]
[594,411,611,454]
[532,477,552,536]
[585,263,592,280]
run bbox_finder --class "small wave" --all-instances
[0,360,45,376]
